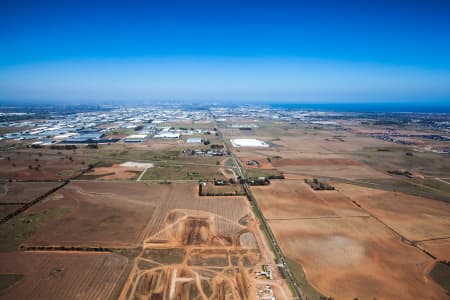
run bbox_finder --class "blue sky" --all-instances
[0,0,450,104]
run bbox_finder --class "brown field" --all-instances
[112,184,272,299]
[417,239,450,260]
[199,182,245,196]
[270,217,447,300]
[117,183,269,300]
[335,183,450,241]
[0,204,22,219]
[280,164,389,179]
[140,163,227,181]
[271,158,362,167]
[0,126,30,134]
[0,151,88,180]
[0,251,127,300]
[79,164,142,180]
[235,151,390,180]
[252,180,368,220]
[8,181,268,299]
[271,133,392,153]
[22,181,164,248]
[251,179,450,299]
[0,181,61,204]
[224,125,415,181]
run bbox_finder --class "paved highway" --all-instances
[215,125,303,299]
[230,152,303,300]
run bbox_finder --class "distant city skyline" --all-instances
[1,0,450,103]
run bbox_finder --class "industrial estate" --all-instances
[0,104,449,300]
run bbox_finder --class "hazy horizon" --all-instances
[1,1,450,104]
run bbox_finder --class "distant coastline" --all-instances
[1,99,449,114]
[269,102,450,113]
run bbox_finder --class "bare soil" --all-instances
[417,239,450,260]
[22,181,165,248]
[81,164,142,180]
[117,183,264,300]
[0,251,127,300]
[0,181,61,204]
[271,158,362,167]
[252,180,368,220]
[0,151,88,180]
[335,183,450,241]
[270,217,447,300]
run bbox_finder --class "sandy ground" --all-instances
[86,164,142,180]
[117,183,275,300]
[120,161,154,169]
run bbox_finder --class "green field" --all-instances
[141,163,226,181]
[285,257,326,300]
[430,262,450,294]
[0,274,23,292]
[142,248,185,264]
[0,207,70,252]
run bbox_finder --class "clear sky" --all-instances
[0,0,450,104]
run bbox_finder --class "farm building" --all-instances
[124,134,147,143]
[186,137,204,143]
[153,132,180,139]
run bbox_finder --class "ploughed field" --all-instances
[0,181,61,204]
[0,181,264,300]
[223,120,450,299]
[252,179,450,300]
[0,252,127,300]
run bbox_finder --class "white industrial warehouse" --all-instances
[230,138,270,147]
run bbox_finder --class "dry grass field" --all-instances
[0,251,128,300]
[140,163,227,181]
[226,125,395,181]
[270,217,445,300]
[22,181,164,248]
[1,181,270,300]
[0,205,22,219]
[0,181,61,204]
[0,150,89,181]
[252,180,368,220]
[78,164,142,180]
[335,183,450,241]
[417,239,450,260]
[251,179,450,300]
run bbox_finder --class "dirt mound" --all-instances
[84,164,141,180]
[183,217,210,245]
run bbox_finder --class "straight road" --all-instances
[216,124,303,300]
